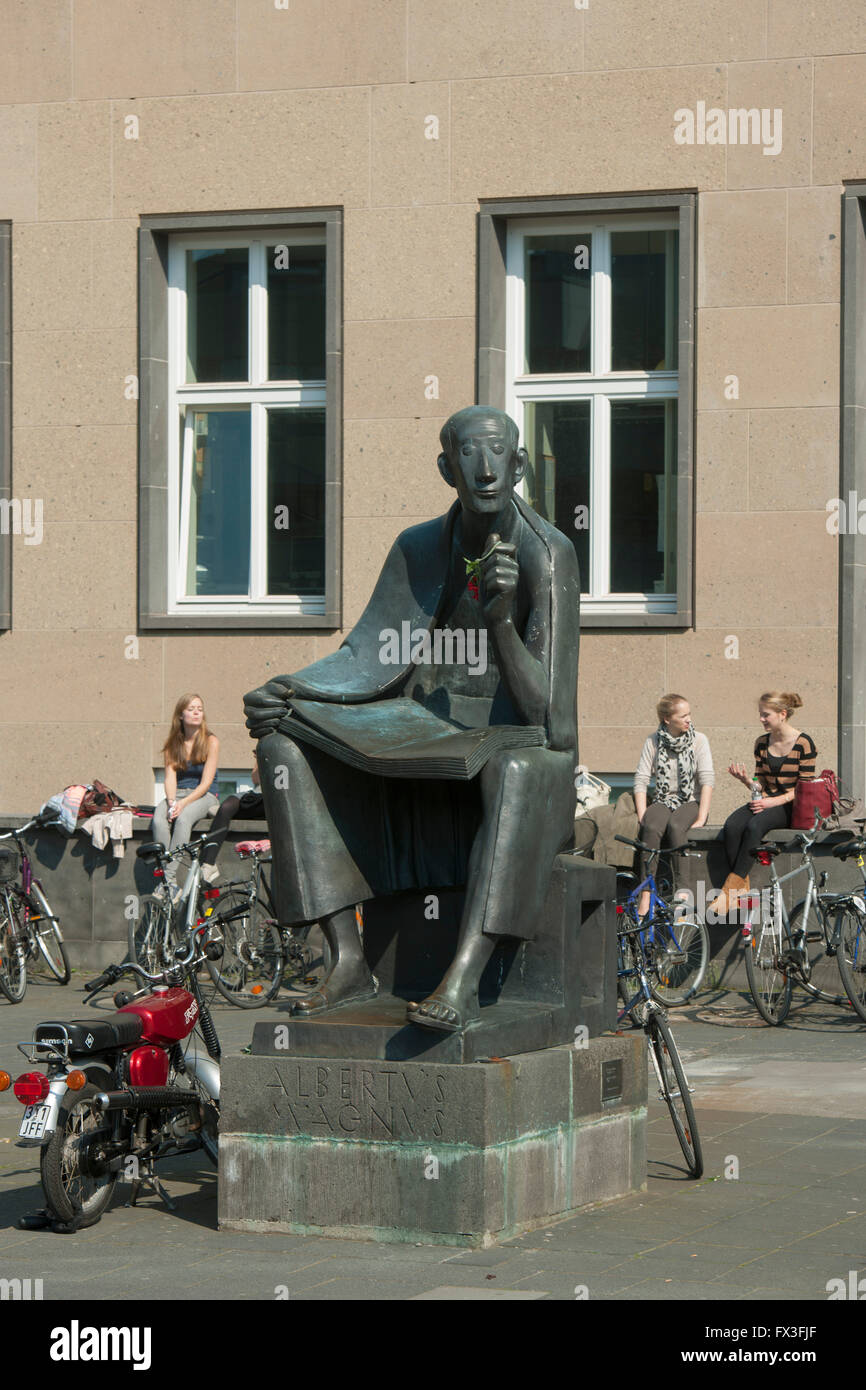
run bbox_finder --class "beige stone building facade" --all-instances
[1,0,864,824]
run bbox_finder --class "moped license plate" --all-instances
[18,1103,53,1142]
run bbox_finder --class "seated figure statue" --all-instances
[243,405,580,1033]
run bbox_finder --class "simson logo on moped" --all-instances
[0,925,222,1233]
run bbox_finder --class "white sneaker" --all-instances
[201,863,221,886]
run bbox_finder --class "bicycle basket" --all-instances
[0,845,19,883]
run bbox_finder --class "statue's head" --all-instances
[437,406,528,516]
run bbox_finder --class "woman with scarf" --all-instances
[633,695,714,920]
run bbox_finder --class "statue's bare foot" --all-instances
[406,983,479,1034]
[291,961,376,1017]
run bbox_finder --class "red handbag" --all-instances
[791,769,837,830]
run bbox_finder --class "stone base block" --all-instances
[218,1035,646,1246]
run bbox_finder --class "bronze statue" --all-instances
[244,406,580,1032]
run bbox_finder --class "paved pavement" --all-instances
[0,970,864,1304]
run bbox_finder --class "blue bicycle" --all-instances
[614,835,710,1006]
[617,914,703,1178]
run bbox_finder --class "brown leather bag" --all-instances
[78,780,124,820]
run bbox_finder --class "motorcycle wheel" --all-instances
[40,1083,117,1226]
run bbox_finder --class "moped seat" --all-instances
[34,1014,143,1055]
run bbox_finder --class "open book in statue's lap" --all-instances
[244,406,580,1033]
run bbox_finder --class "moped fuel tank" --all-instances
[119,988,198,1046]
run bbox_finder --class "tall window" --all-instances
[0,221,10,632]
[506,216,680,617]
[167,231,327,616]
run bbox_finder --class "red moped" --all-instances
[0,923,221,1232]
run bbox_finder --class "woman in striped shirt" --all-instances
[708,691,817,916]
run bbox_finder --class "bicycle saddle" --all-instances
[750,843,782,859]
[235,839,271,856]
[136,841,164,861]
[833,839,866,859]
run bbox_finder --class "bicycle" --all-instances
[742,811,856,1024]
[614,834,709,1006]
[0,812,70,1002]
[829,837,866,1023]
[127,831,254,980]
[202,839,332,1008]
[616,913,703,1178]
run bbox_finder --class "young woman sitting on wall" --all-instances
[708,691,816,917]
[151,692,220,899]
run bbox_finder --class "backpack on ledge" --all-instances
[78,780,125,820]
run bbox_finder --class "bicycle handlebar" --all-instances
[0,811,61,842]
[84,923,210,993]
[613,834,696,857]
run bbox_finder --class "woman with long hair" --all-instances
[634,694,714,919]
[708,692,816,917]
[151,693,220,897]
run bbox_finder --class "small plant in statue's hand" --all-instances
[464,534,502,601]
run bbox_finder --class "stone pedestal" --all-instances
[218,1035,646,1246]
[218,853,647,1244]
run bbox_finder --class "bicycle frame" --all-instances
[744,844,819,950]
[621,848,690,954]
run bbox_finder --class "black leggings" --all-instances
[723,800,791,878]
[200,792,266,866]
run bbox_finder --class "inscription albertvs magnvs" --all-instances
[265,1062,448,1140]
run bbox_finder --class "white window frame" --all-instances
[506,214,679,617]
[167,229,327,617]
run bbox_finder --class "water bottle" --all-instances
[751,780,762,801]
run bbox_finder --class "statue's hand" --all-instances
[243,679,294,738]
[480,539,518,626]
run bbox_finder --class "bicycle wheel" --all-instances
[204,888,283,1008]
[616,929,649,1026]
[837,901,866,1024]
[127,894,175,974]
[28,884,70,984]
[283,923,333,993]
[0,896,26,1002]
[789,899,849,1006]
[646,1011,703,1178]
[744,896,792,1025]
[40,1083,117,1225]
[648,908,709,1006]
